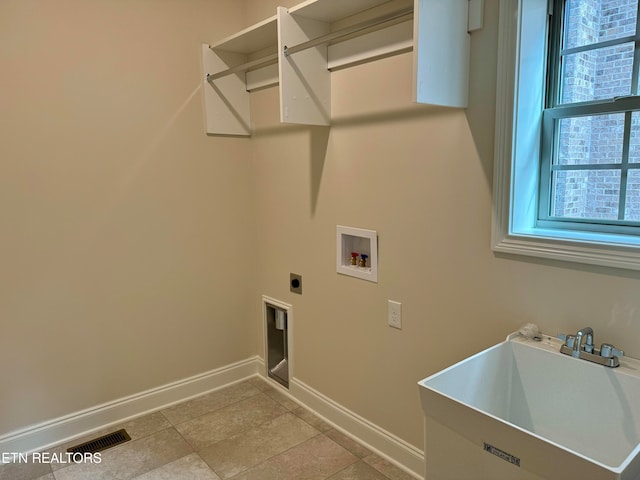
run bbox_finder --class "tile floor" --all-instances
[0,377,415,480]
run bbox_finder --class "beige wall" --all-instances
[0,0,255,435]
[4,0,640,462]
[248,0,640,451]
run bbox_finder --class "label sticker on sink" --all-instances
[483,442,520,467]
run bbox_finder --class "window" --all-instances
[540,0,640,234]
[492,0,640,270]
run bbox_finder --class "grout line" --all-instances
[5,380,397,480]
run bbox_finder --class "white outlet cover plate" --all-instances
[388,300,402,329]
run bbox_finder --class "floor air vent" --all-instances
[67,429,131,454]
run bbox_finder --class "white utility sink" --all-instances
[418,333,640,480]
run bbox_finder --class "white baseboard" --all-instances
[0,356,261,457]
[289,378,425,479]
[1,356,425,480]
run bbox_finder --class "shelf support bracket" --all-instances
[201,44,252,136]
[468,0,484,32]
[278,6,331,126]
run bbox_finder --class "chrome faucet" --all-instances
[557,327,623,367]
[574,327,594,356]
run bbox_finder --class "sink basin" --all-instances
[418,334,640,480]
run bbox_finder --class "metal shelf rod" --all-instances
[207,6,414,81]
[206,52,278,82]
[284,7,414,57]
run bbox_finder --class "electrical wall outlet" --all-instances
[388,300,402,329]
[290,273,302,294]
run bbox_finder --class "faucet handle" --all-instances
[600,343,624,359]
[557,333,576,349]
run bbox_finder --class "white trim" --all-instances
[253,368,423,478]
[491,0,518,252]
[290,378,424,479]
[491,0,640,271]
[0,356,261,457]
[1,357,425,478]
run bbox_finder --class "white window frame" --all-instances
[492,0,640,270]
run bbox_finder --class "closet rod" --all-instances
[206,52,278,82]
[283,6,414,57]
[207,6,414,82]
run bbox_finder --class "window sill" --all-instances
[517,226,640,247]
[493,228,640,271]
